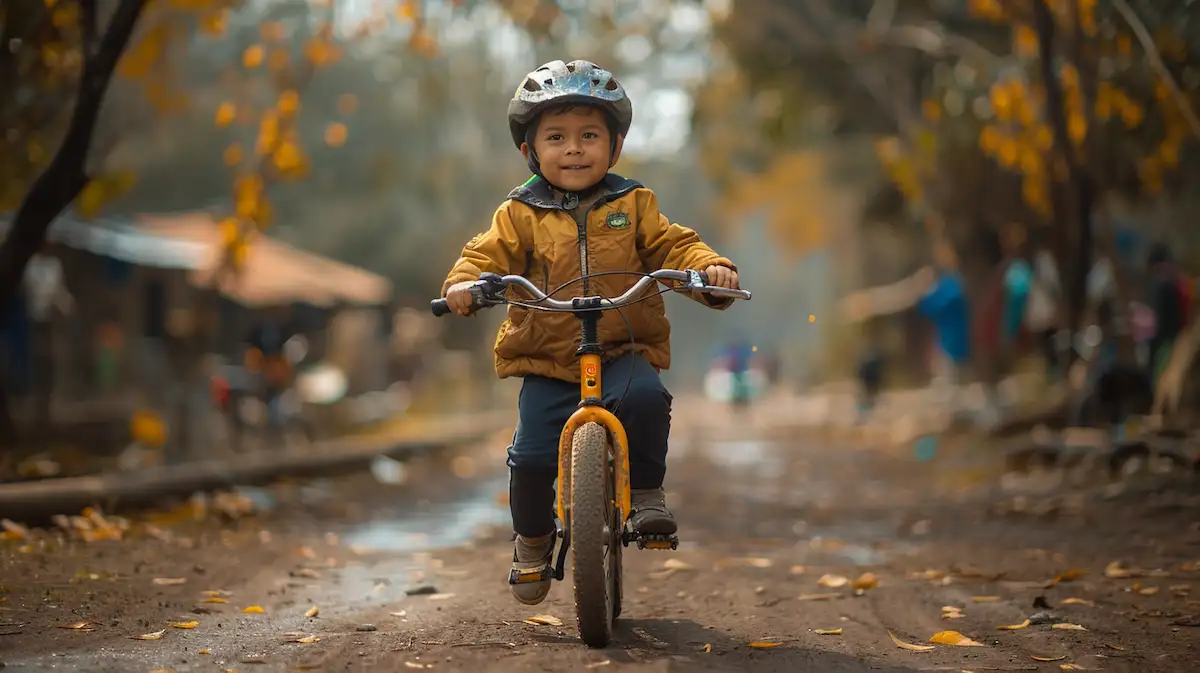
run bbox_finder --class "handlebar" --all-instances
[431,269,751,316]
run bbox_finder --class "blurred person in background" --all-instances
[916,238,973,420]
[1146,243,1190,388]
[855,339,885,422]
[1025,243,1063,383]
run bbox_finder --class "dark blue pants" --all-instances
[507,353,672,537]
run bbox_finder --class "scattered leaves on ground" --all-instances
[814,628,843,635]
[242,605,266,614]
[131,629,166,640]
[888,630,935,651]
[524,615,563,626]
[930,630,985,647]
[996,618,1031,630]
[169,620,199,629]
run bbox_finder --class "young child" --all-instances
[440,60,740,606]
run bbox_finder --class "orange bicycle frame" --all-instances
[555,353,632,529]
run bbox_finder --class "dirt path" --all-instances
[2,410,1199,672]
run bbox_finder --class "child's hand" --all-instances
[704,265,739,289]
[445,281,478,317]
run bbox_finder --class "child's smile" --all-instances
[523,106,620,193]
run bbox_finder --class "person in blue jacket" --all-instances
[917,240,972,378]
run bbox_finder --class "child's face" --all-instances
[522,106,621,193]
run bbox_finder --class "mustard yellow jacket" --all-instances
[441,174,736,382]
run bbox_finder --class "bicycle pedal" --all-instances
[508,565,551,585]
[635,534,678,551]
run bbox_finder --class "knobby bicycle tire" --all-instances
[570,421,619,647]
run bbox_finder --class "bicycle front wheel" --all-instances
[570,421,620,648]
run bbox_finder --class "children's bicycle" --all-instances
[431,269,751,647]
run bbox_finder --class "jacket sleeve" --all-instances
[633,188,737,309]
[441,200,528,296]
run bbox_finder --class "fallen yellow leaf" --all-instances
[1105,560,1139,579]
[1032,654,1067,662]
[241,606,265,614]
[1053,569,1087,583]
[888,630,936,651]
[292,634,319,643]
[304,606,319,618]
[971,596,1001,603]
[57,621,91,629]
[1136,585,1159,595]
[747,640,784,648]
[1060,665,1085,670]
[789,565,807,575]
[152,577,187,586]
[1061,597,1094,606]
[996,619,1030,630]
[200,597,229,604]
[200,590,231,597]
[130,629,166,640]
[524,615,563,626]
[199,649,211,655]
[743,557,773,568]
[817,574,849,588]
[929,630,985,647]
[814,628,843,635]
[169,620,199,629]
[851,572,879,591]
[797,593,841,601]
[1052,623,1087,631]
[702,643,712,653]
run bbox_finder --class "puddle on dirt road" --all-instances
[339,473,511,554]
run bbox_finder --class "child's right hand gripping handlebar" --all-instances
[430,270,750,316]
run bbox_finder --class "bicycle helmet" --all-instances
[508,60,633,178]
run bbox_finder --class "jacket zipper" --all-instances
[575,198,607,295]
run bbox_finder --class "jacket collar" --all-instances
[507,173,642,210]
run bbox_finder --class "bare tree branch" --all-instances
[1111,0,1200,144]
[80,0,99,57]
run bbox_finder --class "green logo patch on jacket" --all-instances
[605,211,631,230]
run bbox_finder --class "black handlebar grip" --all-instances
[430,298,451,316]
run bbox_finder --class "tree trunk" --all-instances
[0,0,149,450]
[1032,0,1092,349]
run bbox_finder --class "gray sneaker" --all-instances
[508,534,554,605]
[629,488,677,536]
